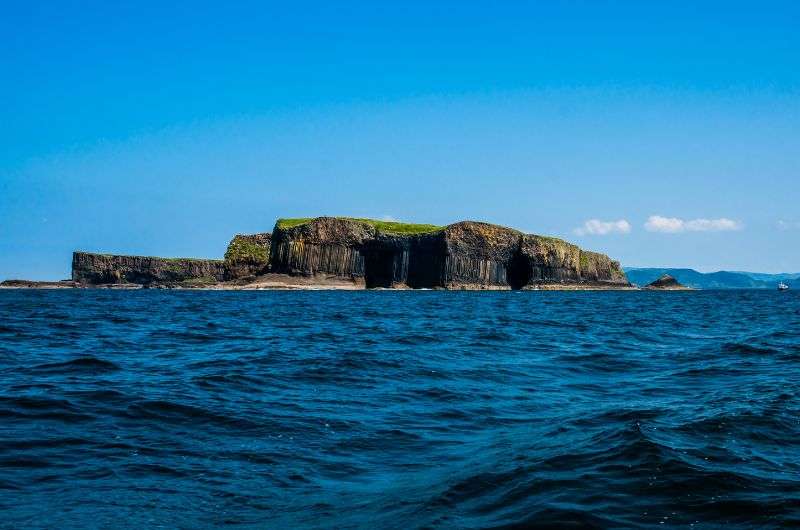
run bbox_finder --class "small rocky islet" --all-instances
[644,273,692,290]
[10,217,635,290]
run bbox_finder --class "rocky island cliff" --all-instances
[71,252,225,286]
[268,217,628,289]
[41,217,629,290]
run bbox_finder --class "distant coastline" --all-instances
[625,268,797,290]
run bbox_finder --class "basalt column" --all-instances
[519,234,582,284]
[362,235,411,288]
[72,252,225,285]
[269,217,375,278]
[440,222,521,289]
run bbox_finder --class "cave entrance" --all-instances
[364,250,395,288]
[506,252,532,290]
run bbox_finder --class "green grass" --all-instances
[276,217,443,235]
[162,257,221,263]
[275,218,314,229]
[80,252,220,262]
[530,234,569,246]
[224,235,269,263]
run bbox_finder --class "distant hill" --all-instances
[731,271,800,282]
[623,268,797,289]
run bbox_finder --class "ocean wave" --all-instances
[1,289,799,527]
[124,399,265,432]
[721,341,781,355]
[31,356,120,373]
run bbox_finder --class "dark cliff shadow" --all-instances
[364,249,396,288]
[506,251,532,290]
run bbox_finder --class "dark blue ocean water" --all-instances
[1,290,799,529]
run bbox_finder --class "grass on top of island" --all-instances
[85,253,220,263]
[276,217,443,235]
[224,236,269,263]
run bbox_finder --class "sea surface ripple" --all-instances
[1,290,799,528]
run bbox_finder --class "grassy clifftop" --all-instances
[276,217,443,235]
[78,252,219,263]
[224,234,270,263]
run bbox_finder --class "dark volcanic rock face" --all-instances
[362,234,414,288]
[519,235,581,284]
[270,218,375,278]
[72,252,224,286]
[70,217,629,289]
[441,222,522,288]
[580,251,627,284]
[275,217,376,246]
[404,233,447,288]
[1,279,77,288]
[268,218,630,289]
[224,233,271,280]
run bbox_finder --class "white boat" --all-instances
[778,282,789,291]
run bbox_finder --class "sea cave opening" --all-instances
[364,250,395,288]
[506,252,532,290]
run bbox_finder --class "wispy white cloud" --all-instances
[380,215,398,222]
[644,215,742,233]
[573,219,631,236]
[778,220,800,230]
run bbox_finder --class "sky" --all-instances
[1,1,799,279]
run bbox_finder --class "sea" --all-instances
[1,289,799,528]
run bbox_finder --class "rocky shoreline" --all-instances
[1,276,640,291]
[4,217,637,291]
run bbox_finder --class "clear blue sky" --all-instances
[2,1,799,279]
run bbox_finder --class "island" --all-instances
[5,217,635,290]
[644,274,692,290]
